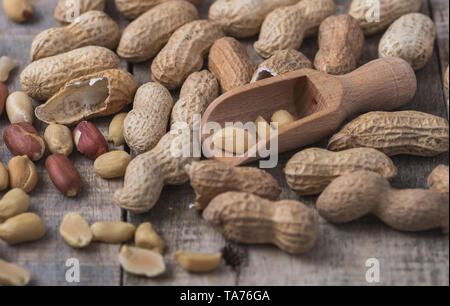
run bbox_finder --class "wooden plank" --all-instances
[0,0,128,285]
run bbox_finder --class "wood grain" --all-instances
[0,0,448,286]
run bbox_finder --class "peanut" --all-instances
[428,165,449,199]
[117,0,198,63]
[271,110,294,129]
[0,82,7,115]
[21,46,120,101]
[328,111,449,156]
[212,127,256,155]
[251,49,312,82]
[46,154,83,197]
[317,170,449,233]
[0,258,30,286]
[0,189,30,222]
[35,69,138,125]
[0,213,46,244]
[203,192,319,254]
[124,83,173,155]
[379,13,435,71]
[44,124,74,156]
[187,161,281,210]
[31,11,121,61]
[314,14,364,75]
[8,156,38,193]
[115,71,219,213]
[119,246,165,278]
[91,222,136,243]
[3,123,45,161]
[0,162,9,191]
[151,20,224,90]
[115,0,203,20]
[174,251,222,273]
[94,151,132,179]
[285,148,398,195]
[0,56,15,82]
[54,0,105,24]
[170,70,219,128]
[73,121,108,160]
[349,0,422,35]
[255,116,273,140]
[59,212,93,248]
[254,0,336,58]
[108,113,127,146]
[2,0,33,22]
[135,222,165,254]
[208,37,255,92]
[5,91,33,124]
[208,0,300,38]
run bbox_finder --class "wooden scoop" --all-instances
[201,57,417,166]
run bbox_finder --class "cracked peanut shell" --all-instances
[35,69,138,125]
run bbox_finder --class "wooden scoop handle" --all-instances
[336,57,417,116]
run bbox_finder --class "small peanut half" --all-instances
[212,127,256,155]
[59,212,93,248]
[0,258,30,286]
[271,110,295,129]
[135,222,165,254]
[5,91,34,124]
[174,251,222,273]
[44,124,74,156]
[8,155,38,193]
[119,246,166,278]
[0,212,46,245]
[0,56,15,82]
[91,222,136,243]
[0,188,30,222]
[2,0,33,22]
[0,162,9,191]
[94,151,131,179]
[108,112,127,146]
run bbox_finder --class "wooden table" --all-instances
[0,0,448,286]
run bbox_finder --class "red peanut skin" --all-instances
[46,154,82,196]
[73,121,108,160]
[0,82,8,115]
[3,122,45,161]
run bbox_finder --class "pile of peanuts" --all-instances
[0,0,449,286]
